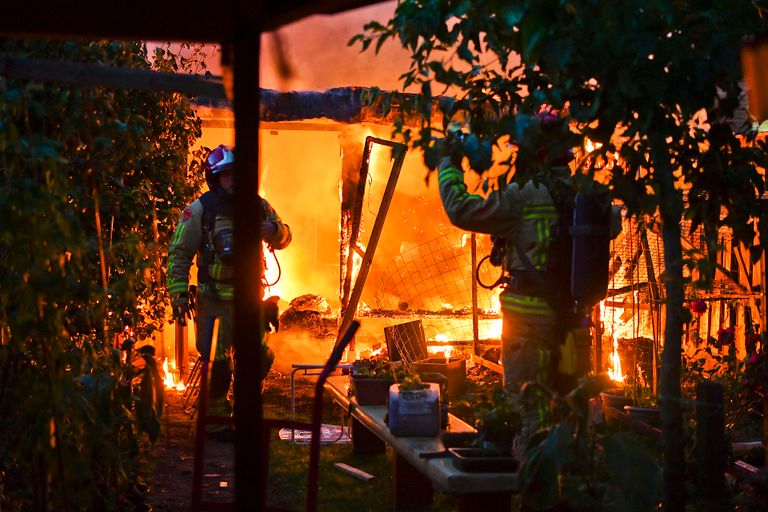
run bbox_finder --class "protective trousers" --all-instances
[501,306,558,460]
[195,293,276,409]
[196,294,234,418]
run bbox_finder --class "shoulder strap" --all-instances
[196,192,218,289]
[198,191,218,236]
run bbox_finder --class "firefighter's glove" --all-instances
[262,296,280,333]
[172,293,193,326]
[446,122,466,167]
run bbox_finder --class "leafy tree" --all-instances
[0,39,201,509]
[354,1,768,510]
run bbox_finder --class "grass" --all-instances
[262,373,475,511]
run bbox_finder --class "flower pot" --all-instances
[448,448,519,473]
[440,431,479,449]
[350,376,392,405]
[412,357,467,400]
[600,390,634,410]
[624,405,660,427]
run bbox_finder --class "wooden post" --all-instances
[174,322,187,379]
[471,233,479,355]
[232,30,264,511]
[393,452,433,510]
[593,303,602,373]
[696,381,726,508]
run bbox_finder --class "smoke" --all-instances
[267,329,336,373]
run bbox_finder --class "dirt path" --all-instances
[147,370,319,511]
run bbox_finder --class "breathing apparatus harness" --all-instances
[197,192,283,293]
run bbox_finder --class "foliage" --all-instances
[471,387,522,452]
[396,372,429,391]
[0,39,201,509]
[742,332,768,397]
[354,3,768,509]
[519,374,661,511]
[351,357,396,379]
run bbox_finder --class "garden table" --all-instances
[324,375,518,512]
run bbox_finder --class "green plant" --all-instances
[397,373,429,391]
[351,357,395,379]
[519,374,661,511]
[0,38,201,510]
[471,388,521,454]
[354,4,768,508]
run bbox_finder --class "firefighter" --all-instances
[167,144,291,436]
[437,119,620,459]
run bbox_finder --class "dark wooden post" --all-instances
[471,233,479,355]
[696,381,726,508]
[232,28,264,511]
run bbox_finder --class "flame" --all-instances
[482,319,503,340]
[585,138,603,153]
[351,242,365,285]
[427,332,454,359]
[461,233,470,248]
[162,358,187,391]
[606,334,625,383]
[441,302,454,310]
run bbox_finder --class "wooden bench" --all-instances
[324,375,517,512]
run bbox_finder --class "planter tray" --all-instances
[448,448,519,473]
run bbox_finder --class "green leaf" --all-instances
[602,432,662,512]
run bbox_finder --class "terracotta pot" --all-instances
[624,405,660,427]
[600,390,634,410]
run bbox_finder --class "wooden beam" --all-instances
[0,56,404,124]
[0,56,226,99]
[0,0,384,41]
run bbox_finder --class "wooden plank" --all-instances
[333,462,375,482]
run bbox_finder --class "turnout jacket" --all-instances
[437,157,565,317]
[167,195,291,301]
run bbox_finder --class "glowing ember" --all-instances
[441,302,454,311]
[162,358,186,391]
[607,334,625,383]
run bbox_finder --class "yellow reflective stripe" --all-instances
[450,185,482,202]
[168,281,187,296]
[170,222,185,247]
[210,261,221,281]
[524,204,556,213]
[500,294,555,316]
[438,167,463,184]
[524,213,556,220]
[217,286,234,300]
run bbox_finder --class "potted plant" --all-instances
[349,357,395,405]
[447,389,521,472]
[473,389,522,454]
[599,386,634,411]
[623,385,660,427]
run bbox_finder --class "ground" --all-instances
[145,357,502,511]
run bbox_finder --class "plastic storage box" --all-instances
[387,383,440,437]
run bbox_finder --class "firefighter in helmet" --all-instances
[436,114,621,458]
[167,144,291,433]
